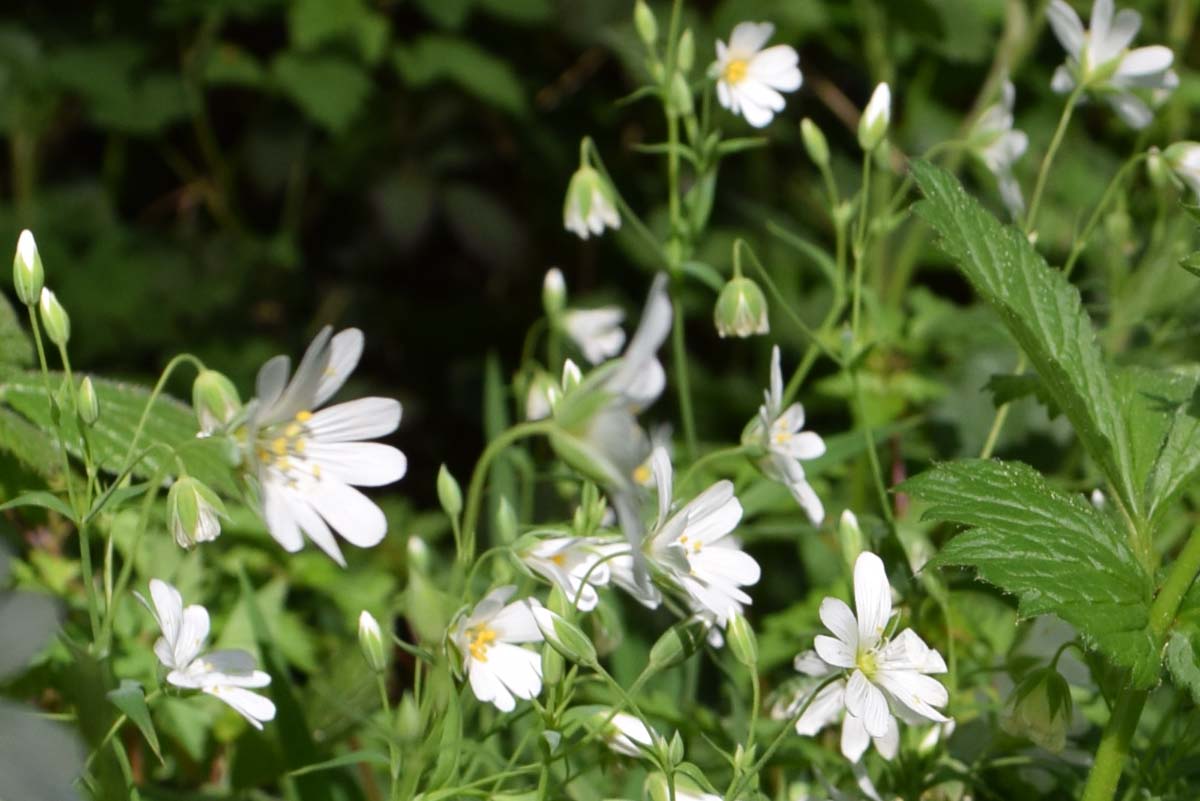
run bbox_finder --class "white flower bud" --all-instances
[78,376,100,427]
[542,267,567,318]
[167,476,226,548]
[838,509,864,569]
[858,82,891,152]
[564,162,621,240]
[1163,141,1200,201]
[533,606,597,666]
[38,287,70,347]
[358,610,388,673]
[192,369,242,435]
[725,612,758,668]
[13,230,43,307]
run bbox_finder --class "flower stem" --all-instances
[670,276,698,461]
[850,150,874,342]
[1024,84,1083,235]
[460,421,554,565]
[1081,526,1200,801]
[676,444,750,493]
[119,352,206,477]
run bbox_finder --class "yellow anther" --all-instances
[693,541,702,552]
[723,58,749,85]
[276,457,291,472]
[311,464,321,478]
[295,410,313,422]
[272,437,288,456]
[633,464,651,484]
[285,423,302,437]
[551,554,566,566]
[257,448,271,463]
[679,535,688,544]
[467,625,498,662]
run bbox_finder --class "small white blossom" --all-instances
[605,711,656,757]
[968,81,1029,218]
[137,579,275,729]
[857,83,891,151]
[787,651,899,762]
[743,346,826,523]
[451,586,546,713]
[563,308,627,365]
[714,22,801,128]
[564,165,621,239]
[520,536,611,611]
[645,447,759,626]
[1048,0,1177,129]
[808,553,949,751]
[242,328,407,567]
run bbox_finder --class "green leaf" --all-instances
[393,36,526,117]
[271,52,371,134]
[985,373,1061,417]
[912,161,1137,516]
[1140,369,1200,525]
[0,408,60,481]
[1166,629,1200,705]
[905,459,1158,687]
[289,0,390,64]
[106,680,162,764]
[1180,252,1200,279]
[289,750,390,777]
[0,292,32,368]
[0,372,234,493]
[0,490,77,521]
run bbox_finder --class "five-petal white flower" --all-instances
[714,22,802,128]
[810,553,949,746]
[451,586,546,713]
[743,346,826,523]
[137,579,276,729]
[789,650,899,762]
[521,536,612,612]
[242,327,407,567]
[968,80,1029,218]
[1047,0,1177,129]
[644,447,759,626]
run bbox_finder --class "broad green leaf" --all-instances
[0,292,32,368]
[271,52,371,134]
[985,373,1060,417]
[0,372,234,493]
[0,408,60,480]
[393,36,526,117]
[905,459,1158,686]
[0,490,77,521]
[912,161,1137,516]
[105,680,162,763]
[1140,369,1200,525]
[1166,629,1200,705]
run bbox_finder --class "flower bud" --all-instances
[407,536,431,572]
[495,496,518,543]
[667,71,693,116]
[713,276,769,338]
[167,476,226,548]
[396,692,421,743]
[648,616,707,671]
[666,730,685,766]
[13,230,43,307]
[838,509,864,570]
[38,287,70,347]
[564,162,621,240]
[542,267,567,319]
[1000,667,1073,752]
[800,118,829,169]
[78,376,100,427]
[676,29,694,72]
[192,369,242,435]
[437,463,463,521]
[534,606,598,666]
[561,358,582,391]
[525,370,561,421]
[634,0,657,47]
[1163,141,1200,201]
[725,612,758,668]
[358,610,388,673]
[857,82,891,152]
[542,644,565,686]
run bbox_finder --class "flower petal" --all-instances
[795,679,845,736]
[845,670,891,738]
[468,661,514,712]
[1047,0,1085,56]
[307,479,388,548]
[729,21,775,55]
[814,634,856,669]
[204,686,276,729]
[819,596,859,649]
[1116,45,1174,77]
[305,442,407,487]
[853,551,892,650]
[840,712,871,762]
[314,328,364,407]
[309,397,402,442]
[262,480,304,553]
[488,642,543,702]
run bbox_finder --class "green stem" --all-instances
[1062,152,1148,279]
[851,370,894,523]
[1081,527,1200,801]
[739,240,843,366]
[118,353,206,477]
[670,276,698,460]
[851,150,874,341]
[1024,84,1083,235]
[460,421,554,565]
[676,444,750,492]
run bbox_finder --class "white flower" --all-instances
[593,540,663,609]
[1163,141,1200,201]
[788,650,899,762]
[743,346,826,523]
[968,81,1028,218]
[857,83,891,151]
[644,447,759,626]
[810,553,949,746]
[564,165,621,239]
[242,327,407,567]
[563,308,627,365]
[605,711,656,757]
[137,579,275,729]
[714,22,801,128]
[451,586,546,712]
[520,536,612,611]
[1048,0,1177,129]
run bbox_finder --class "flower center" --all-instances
[632,463,652,484]
[856,648,879,680]
[723,58,749,85]
[467,625,497,662]
[550,554,567,566]
[254,410,317,481]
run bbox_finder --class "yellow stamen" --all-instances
[272,437,288,456]
[856,649,879,680]
[285,423,302,437]
[295,410,313,422]
[632,464,651,484]
[467,625,497,662]
[312,464,321,478]
[551,554,566,566]
[723,58,749,85]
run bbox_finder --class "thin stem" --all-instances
[851,150,874,341]
[671,276,698,460]
[676,444,750,493]
[1024,85,1083,235]
[978,353,1025,460]
[118,353,206,477]
[852,371,894,523]
[739,240,843,366]
[460,421,554,564]
[1062,152,1148,279]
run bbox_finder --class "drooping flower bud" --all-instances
[713,276,769,338]
[1000,667,1073,752]
[358,610,388,673]
[564,162,621,240]
[633,0,657,47]
[525,369,561,421]
[533,606,598,666]
[858,82,891,152]
[78,376,100,427]
[648,616,707,672]
[167,476,226,548]
[800,118,830,169]
[38,287,70,347]
[192,369,242,435]
[13,230,44,307]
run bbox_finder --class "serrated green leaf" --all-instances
[0,372,234,494]
[105,680,162,764]
[0,292,32,368]
[985,373,1061,417]
[1142,370,1200,525]
[0,407,60,480]
[905,459,1158,686]
[1166,629,1200,705]
[912,161,1137,516]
